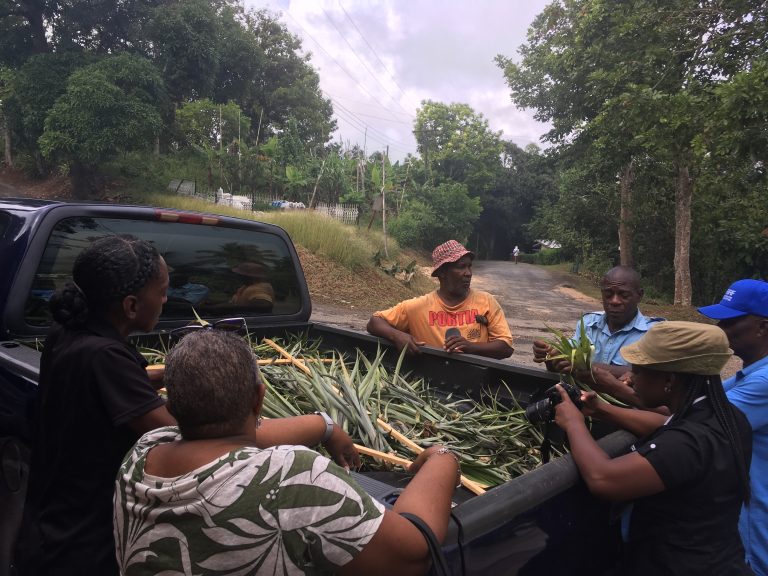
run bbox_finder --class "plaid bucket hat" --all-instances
[431,240,475,276]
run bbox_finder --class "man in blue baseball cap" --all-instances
[699,279,768,576]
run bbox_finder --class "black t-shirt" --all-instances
[26,320,165,576]
[625,398,753,576]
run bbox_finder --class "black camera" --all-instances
[524,380,583,424]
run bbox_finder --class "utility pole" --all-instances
[237,109,241,195]
[398,159,411,213]
[308,156,327,209]
[362,127,367,196]
[382,146,388,258]
[219,105,223,191]
[255,108,263,147]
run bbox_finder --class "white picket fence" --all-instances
[216,190,252,211]
[315,202,359,225]
[169,184,359,225]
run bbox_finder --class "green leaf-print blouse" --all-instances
[114,427,385,575]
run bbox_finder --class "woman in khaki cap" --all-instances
[553,321,752,575]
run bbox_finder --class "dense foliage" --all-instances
[497,0,768,303]
[0,0,335,197]
[2,0,765,304]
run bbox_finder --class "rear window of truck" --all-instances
[24,216,303,326]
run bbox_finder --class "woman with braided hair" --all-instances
[21,235,371,575]
[553,321,752,575]
[21,235,176,576]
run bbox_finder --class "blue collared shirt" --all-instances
[575,311,663,366]
[724,354,768,576]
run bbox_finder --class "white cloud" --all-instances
[248,0,551,161]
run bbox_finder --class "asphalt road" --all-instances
[470,260,600,368]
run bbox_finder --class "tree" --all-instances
[0,0,51,54]
[213,3,266,114]
[248,9,335,147]
[390,182,481,251]
[38,54,167,197]
[0,2,37,66]
[7,51,88,174]
[175,99,250,150]
[498,0,692,273]
[414,100,502,194]
[498,0,767,304]
[473,142,555,259]
[0,0,165,56]
[145,0,223,103]
[0,66,14,165]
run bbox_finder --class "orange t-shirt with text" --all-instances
[373,290,513,350]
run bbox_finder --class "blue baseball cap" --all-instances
[698,279,768,319]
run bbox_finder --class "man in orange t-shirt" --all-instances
[367,240,514,359]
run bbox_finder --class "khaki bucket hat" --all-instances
[620,321,732,375]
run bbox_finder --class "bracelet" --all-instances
[314,411,335,444]
[433,447,462,489]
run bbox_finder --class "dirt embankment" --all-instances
[0,168,71,200]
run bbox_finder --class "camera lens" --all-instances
[524,398,553,424]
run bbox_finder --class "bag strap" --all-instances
[541,420,553,464]
[399,512,451,576]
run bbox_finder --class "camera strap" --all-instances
[541,421,553,464]
[400,512,451,575]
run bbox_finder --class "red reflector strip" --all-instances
[154,210,219,225]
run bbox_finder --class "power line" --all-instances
[284,10,411,125]
[331,105,412,156]
[320,5,414,118]
[330,96,415,150]
[331,94,413,117]
[337,1,418,110]
[333,109,412,156]
[279,8,416,158]
[341,110,412,124]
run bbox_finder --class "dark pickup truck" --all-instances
[0,198,633,576]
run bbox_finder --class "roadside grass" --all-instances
[540,262,709,323]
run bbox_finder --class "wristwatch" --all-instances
[314,411,335,444]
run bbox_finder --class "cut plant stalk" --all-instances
[141,333,554,489]
[262,337,312,376]
[376,418,486,495]
[354,444,413,470]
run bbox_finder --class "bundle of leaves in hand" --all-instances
[542,320,624,407]
[544,318,594,377]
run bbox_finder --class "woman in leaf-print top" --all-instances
[114,330,458,576]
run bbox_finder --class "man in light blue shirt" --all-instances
[533,266,663,405]
[699,278,768,576]
[579,308,661,369]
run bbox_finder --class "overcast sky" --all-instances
[248,0,552,161]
